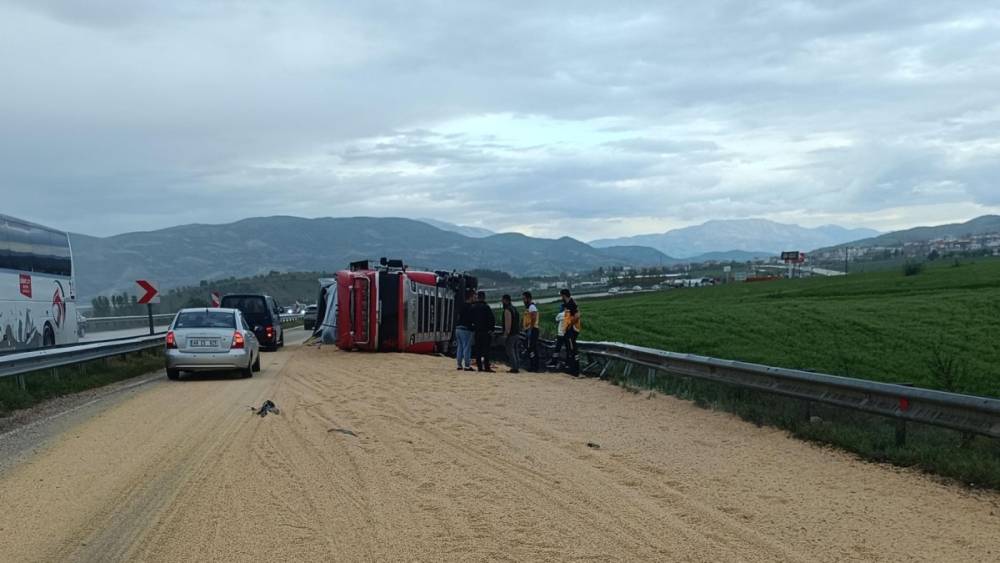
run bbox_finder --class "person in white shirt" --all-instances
[521,291,540,371]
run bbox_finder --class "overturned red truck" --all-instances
[313,259,478,354]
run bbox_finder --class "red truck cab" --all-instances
[332,259,476,354]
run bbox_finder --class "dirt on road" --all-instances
[1,342,998,562]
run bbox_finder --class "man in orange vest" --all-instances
[560,289,581,376]
[521,291,540,372]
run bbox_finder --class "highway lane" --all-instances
[1,334,998,561]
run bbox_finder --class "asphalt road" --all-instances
[1,332,999,561]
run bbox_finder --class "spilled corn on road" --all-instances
[1,338,999,562]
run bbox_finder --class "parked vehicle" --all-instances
[0,214,78,352]
[219,293,285,350]
[164,308,260,380]
[303,304,318,331]
[77,312,87,338]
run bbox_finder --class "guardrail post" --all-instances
[895,419,907,447]
[15,374,26,390]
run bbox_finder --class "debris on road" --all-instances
[328,428,358,437]
[586,442,601,449]
[251,400,280,417]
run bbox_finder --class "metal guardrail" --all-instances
[83,314,174,335]
[84,312,305,333]
[578,341,1000,440]
[0,335,165,380]
[84,313,175,323]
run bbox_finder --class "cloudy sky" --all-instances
[2,0,1000,240]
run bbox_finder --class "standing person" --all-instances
[500,294,521,373]
[560,289,582,376]
[454,291,475,371]
[471,291,496,372]
[521,291,540,372]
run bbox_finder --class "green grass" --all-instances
[542,257,1000,397]
[0,349,164,417]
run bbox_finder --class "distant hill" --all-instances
[818,215,1000,250]
[596,245,679,265]
[418,218,495,238]
[591,219,878,257]
[687,250,775,262]
[69,216,669,298]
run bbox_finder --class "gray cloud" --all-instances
[2,0,1000,238]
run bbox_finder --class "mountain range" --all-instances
[70,216,676,299]
[590,219,879,258]
[418,219,496,238]
[816,215,1000,251]
[67,216,902,299]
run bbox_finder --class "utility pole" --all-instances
[844,246,851,275]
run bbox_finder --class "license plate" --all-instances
[189,338,218,348]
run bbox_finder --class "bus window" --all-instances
[48,230,72,277]
[6,220,32,271]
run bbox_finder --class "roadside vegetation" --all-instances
[89,271,332,316]
[0,349,164,417]
[541,257,1000,397]
[539,257,1000,487]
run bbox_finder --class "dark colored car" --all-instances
[303,304,318,331]
[219,294,285,350]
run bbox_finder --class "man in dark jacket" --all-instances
[454,291,476,371]
[470,291,497,372]
[500,294,520,373]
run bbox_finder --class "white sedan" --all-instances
[165,308,261,380]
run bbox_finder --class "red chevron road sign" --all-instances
[136,280,160,305]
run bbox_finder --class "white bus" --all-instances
[0,214,78,352]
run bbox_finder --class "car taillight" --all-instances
[265,325,274,339]
[166,331,177,349]
[232,331,245,349]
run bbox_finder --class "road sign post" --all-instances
[136,280,160,335]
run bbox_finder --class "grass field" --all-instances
[541,257,1000,398]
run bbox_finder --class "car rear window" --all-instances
[174,311,236,329]
[221,296,268,314]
